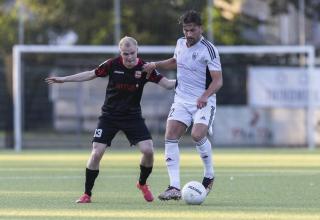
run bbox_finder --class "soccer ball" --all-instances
[181,181,206,205]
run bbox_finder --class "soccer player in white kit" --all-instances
[143,10,223,200]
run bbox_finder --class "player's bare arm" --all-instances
[197,70,223,109]
[45,70,97,84]
[158,78,176,90]
[143,58,177,73]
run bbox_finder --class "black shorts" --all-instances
[92,115,152,147]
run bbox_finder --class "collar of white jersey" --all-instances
[184,35,204,48]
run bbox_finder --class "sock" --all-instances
[165,139,180,189]
[195,137,214,179]
[85,168,99,196]
[139,165,153,185]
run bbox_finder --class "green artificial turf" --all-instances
[0,148,319,220]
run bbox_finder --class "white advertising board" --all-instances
[213,107,320,146]
[248,67,320,107]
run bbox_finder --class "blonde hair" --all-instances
[119,36,138,49]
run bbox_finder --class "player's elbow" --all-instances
[159,79,174,90]
[166,80,176,90]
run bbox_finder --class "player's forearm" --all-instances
[154,58,177,70]
[202,70,223,98]
[203,78,223,98]
[63,70,96,82]
[166,79,176,89]
[159,78,176,90]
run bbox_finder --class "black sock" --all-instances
[85,168,99,196]
[139,165,153,185]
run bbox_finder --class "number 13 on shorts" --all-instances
[94,129,103,138]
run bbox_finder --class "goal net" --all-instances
[12,45,318,151]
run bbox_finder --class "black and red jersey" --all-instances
[94,56,163,118]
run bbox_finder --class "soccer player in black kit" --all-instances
[45,36,176,203]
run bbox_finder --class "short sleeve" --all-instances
[95,59,112,77]
[205,46,222,72]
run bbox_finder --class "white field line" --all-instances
[0,209,319,220]
[0,171,319,180]
[0,168,318,172]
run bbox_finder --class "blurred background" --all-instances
[0,0,319,150]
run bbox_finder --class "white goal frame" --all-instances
[12,45,316,151]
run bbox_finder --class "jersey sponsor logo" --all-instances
[115,83,136,92]
[94,129,103,138]
[134,71,142,79]
[114,70,124,74]
[200,116,206,120]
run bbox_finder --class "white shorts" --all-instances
[167,100,216,130]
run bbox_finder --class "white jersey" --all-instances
[173,36,222,104]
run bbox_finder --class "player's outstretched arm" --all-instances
[143,58,177,73]
[45,70,96,84]
[158,77,176,90]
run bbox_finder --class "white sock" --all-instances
[165,139,180,189]
[196,137,214,179]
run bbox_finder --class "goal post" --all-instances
[12,45,316,151]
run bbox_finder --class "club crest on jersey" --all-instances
[135,71,142,79]
[192,52,198,60]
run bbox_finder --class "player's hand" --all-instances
[143,62,156,74]
[45,76,65,84]
[197,95,208,109]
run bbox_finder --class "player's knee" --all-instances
[165,126,182,140]
[142,147,154,158]
[191,132,205,143]
[90,145,104,163]
[194,136,209,146]
[139,140,154,156]
[165,131,177,140]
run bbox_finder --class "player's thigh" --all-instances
[192,104,216,140]
[121,117,152,146]
[166,102,191,139]
[191,124,209,141]
[165,120,187,140]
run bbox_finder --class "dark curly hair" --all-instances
[179,10,202,26]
